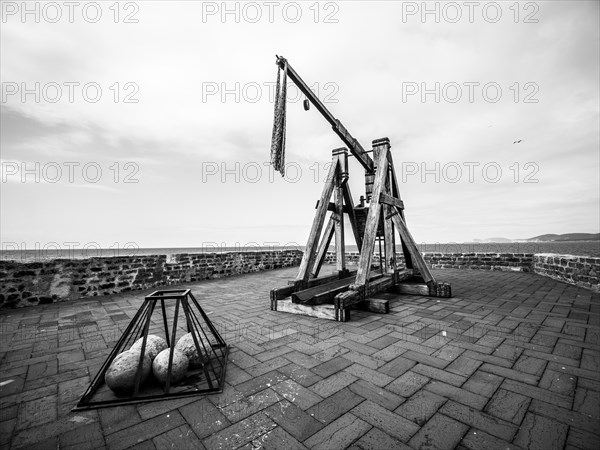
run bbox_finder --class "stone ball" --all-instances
[130,335,168,362]
[175,332,207,368]
[105,350,151,394]
[152,348,189,385]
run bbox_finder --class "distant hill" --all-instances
[526,233,600,242]
[470,233,600,243]
[471,237,513,243]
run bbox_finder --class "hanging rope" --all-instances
[270,57,287,177]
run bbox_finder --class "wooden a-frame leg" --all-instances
[386,151,414,270]
[312,148,348,279]
[311,214,335,278]
[342,183,363,252]
[381,151,396,275]
[354,140,390,288]
[296,159,339,287]
[391,208,434,283]
[334,163,346,275]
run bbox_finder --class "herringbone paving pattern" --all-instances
[1,267,599,449]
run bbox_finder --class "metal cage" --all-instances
[74,289,228,410]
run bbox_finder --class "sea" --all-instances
[1,241,599,263]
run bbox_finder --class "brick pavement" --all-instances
[1,267,599,449]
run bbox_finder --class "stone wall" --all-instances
[532,253,599,292]
[0,251,303,309]
[325,252,534,272]
[1,250,598,309]
[325,252,599,291]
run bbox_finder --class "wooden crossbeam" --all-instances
[323,202,352,214]
[313,200,351,214]
[379,193,404,210]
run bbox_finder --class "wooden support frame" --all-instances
[271,137,451,322]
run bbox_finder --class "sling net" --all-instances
[270,58,287,177]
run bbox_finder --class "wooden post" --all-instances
[381,149,396,275]
[311,215,335,278]
[296,157,338,286]
[354,138,390,287]
[342,183,363,252]
[333,149,347,275]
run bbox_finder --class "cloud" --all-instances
[1,1,598,246]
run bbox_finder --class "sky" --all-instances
[1,0,599,252]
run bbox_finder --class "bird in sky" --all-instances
[513,139,523,144]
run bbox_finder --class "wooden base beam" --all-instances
[274,299,336,320]
[391,281,452,298]
[292,276,355,305]
[356,298,389,314]
[271,296,389,322]
[270,274,450,322]
[271,270,358,300]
